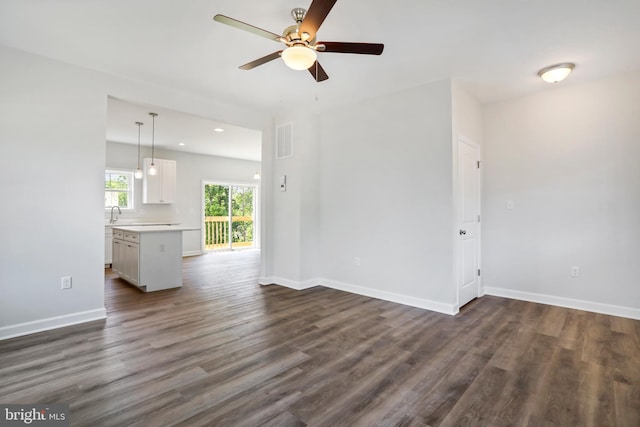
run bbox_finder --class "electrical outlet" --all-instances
[354,257,361,266]
[61,276,72,289]
[570,266,580,278]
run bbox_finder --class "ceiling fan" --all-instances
[213,0,384,82]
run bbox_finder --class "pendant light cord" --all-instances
[151,113,155,162]
[149,112,158,163]
[136,122,142,168]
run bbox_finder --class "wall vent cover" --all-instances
[276,123,293,159]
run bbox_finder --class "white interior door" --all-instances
[457,139,481,308]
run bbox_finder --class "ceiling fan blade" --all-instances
[239,51,282,70]
[213,14,282,42]
[308,61,329,82]
[299,0,338,41]
[317,42,384,55]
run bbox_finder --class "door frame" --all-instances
[201,180,260,252]
[454,135,482,311]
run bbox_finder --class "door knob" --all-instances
[459,229,467,235]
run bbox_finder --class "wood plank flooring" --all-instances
[1,250,639,426]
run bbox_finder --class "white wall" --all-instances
[259,113,319,287]
[0,47,107,335]
[106,141,260,254]
[316,79,457,311]
[297,114,321,282]
[260,79,461,312]
[0,45,269,338]
[452,80,484,147]
[483,72,640,317]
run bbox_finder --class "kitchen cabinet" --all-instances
[111,229,125,277]
[120,231,139,285]
[112,226,185,292]
[142,158,176,204]
[112,230,138,284]
[105,226,113,265]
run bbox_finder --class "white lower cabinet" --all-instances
[123,240,139,285]
[112,229,124,275]
[112,227,182,292]
[105,227,113,265]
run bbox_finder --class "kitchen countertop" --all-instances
[105,221,180,228]
[111,225,200,233]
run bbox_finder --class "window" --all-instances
[105,170,134,210]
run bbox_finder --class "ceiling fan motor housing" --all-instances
[283,9,314,45]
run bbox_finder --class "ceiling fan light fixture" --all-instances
[538,63,575,83]
[282,45,317,71]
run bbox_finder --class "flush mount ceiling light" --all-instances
[213,128,224,133]
[281,45,317,70]
[148,112,158,176]
[134,121,144,179]
[538,63,575,83]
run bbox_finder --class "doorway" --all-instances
[456,137,481,308]
[203,183,257,251]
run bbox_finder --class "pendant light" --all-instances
[148,112,158,176]
[134,121,144,179]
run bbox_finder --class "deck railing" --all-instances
[204,215,254,250]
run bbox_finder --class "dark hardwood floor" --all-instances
[1,250,639,426]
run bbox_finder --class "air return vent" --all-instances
[276,123,293,159]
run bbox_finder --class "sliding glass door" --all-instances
[203,183,256,251]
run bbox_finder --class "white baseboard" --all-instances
[319,278,458,315]
[258,276,457,315]
[0,308,107,341]
[258,276,318,290]
[484,287,640,320]
[182,250,203,257]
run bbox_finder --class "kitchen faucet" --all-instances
[110,206,122,224]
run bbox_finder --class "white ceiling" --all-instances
[2,0,640,155]
[106,97,262,161]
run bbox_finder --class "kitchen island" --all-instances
[111,225,195,292]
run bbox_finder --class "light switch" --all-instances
[280,175,287,192]
[506,200,514,210]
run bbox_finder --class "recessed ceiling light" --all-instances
[213,128,224,133]
[538,63,575,83]
[178,142,185,146]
